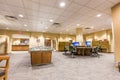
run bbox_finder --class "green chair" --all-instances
[63,46,68,55]
[69,46,76,58]
[92,46,101,57]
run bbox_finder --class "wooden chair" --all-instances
[0,55,10,80]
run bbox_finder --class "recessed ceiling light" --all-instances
[102,28,105,30]
[49,19,53,22]
[96,14,102,17]
[77,24,80,26]
[91,26,94,29]
[6,27,9,30]
[66,29,69,31]
[45,27,48,29]
[18,14,24,18]
[26,29,29,31]
[24,24,27,27]
[59,2,66,8]
[60,32,62,33]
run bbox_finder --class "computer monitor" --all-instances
[72,42,79,47]
[86,41,91,46]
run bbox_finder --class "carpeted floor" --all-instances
[8,51,120,80]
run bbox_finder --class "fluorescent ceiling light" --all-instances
[96,14,102,17]
[59,2,66,7]
[18,14,24,18]
[49,19,53,22]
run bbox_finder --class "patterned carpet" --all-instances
[8,51,120,80]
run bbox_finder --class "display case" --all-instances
[29,46,53,65]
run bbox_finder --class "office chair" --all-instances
[0,55,10,80]
[69,46,76,58]
[92,46,101,57]
[63,46,68,55]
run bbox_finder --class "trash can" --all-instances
[118,62,120,72]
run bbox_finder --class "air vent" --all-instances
[85,27,91,29]
[52,23,61,28]
[5,15,17,21]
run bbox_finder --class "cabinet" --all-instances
[30,46,52,65]
[92,40,109,52]
[30,51,52,65]
[58,42,69,51]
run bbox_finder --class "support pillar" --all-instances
[76,28,83,46]
[111,3,120,66]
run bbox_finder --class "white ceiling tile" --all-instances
[40,0,57,7]
[23,0,40,10]
[73,0,91,5]
[85,0,106,8]
[6,0,24,8]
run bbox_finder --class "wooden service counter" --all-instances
[12,45,29,51]
[76,47,92,56]
[30,49,52,65]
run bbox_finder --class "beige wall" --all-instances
[84,29,113,52]
[111,3,120,66]
[0,29,76,53]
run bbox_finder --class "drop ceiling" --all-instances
[0,0,119,34]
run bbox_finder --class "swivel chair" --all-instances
[92,46,101,57]
[69,46,76,58]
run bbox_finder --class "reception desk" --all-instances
[76,47,92,56]
[30,46,52,65]
[12,45,29,51]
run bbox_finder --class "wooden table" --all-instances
[76,47,92,56]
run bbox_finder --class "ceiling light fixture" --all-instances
[96,14,102,17]
[59,2,66,8]
[6,27,9,30]
[24,24,27,27]
[18,14,24,18]
[45,27,48,29]
[26,29,29,31]
[102,28,105,30]
[49,19,53,22]
[42,31,46,32]
[91,26,94,29]
[77,24,80,26]
[60,32,62,34]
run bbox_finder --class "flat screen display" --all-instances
[86,41,91,46]
[72,42,79,46]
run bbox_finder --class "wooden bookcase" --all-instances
[58,42,69,51]
[92,40,109,52]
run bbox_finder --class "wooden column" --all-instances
[111,3,120,66]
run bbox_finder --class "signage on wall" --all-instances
[18,31,23,34]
